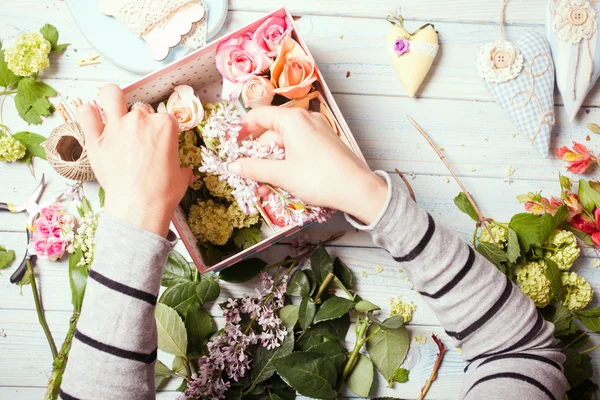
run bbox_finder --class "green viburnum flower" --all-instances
[544,230,580,271]
[227,203,259,229]
[480,223,509,249]
[4,32,51,77]
[0,135,26,162]
[204,174,234,201]
[178,130,203,170]
[389,296,417,323]
[516,261,551,308]
[562,272,593,311]
[188,200,233,246]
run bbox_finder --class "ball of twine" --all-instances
[45,122,96,182]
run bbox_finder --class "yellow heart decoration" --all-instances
[387,19,439,98]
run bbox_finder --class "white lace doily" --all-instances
[180,3,208,49]
[552,0,598,43]
[116,0,195,37]
[409,41,439,57]
[476,39,524,84]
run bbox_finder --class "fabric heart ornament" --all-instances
[386,16,439,98]
[476,31,556,158]
[547,0,600,121]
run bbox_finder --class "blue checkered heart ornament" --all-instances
[476,31,555,158]
[547,0,600,121]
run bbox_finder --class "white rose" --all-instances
[157,85,204,131]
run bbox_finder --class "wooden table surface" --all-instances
[2,1,600,399]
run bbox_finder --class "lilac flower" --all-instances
[264,190,335,227]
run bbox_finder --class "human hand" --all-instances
[228,106,388,225]
[76,84,193,237]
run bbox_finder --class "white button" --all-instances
[493,50,510,69]
[569,8,588,26]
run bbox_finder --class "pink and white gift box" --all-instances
[121,7,365,273]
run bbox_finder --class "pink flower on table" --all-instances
[35,219,53,237]
[394,38,410,56]
[241,76,275,108]
[556,142,598,174]
[216,36,273,100]
[45,237,67,261]
[253,16,293,57]
[157,85,204,131]
[270,37,317,99]
[39,206,57,222]
[29,236,48,256]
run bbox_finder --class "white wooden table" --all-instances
[2,1,600,399]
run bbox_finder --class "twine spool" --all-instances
[45,122,96,182]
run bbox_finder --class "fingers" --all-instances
[98,84,128,122]
[181,167,194,186]
[257,185,271,197]
[76,103,104,150]
[257,130,284,148]
[239,106,308,140]
[228,158,286,187]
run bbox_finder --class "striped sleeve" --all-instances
[61,215,177,400]
[346,171,568,400]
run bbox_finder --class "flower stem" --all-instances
[264,232,345,271]
[44,311,80,400]
[341,321,369,380]
[27,259,58,360]
[580,343,600,355]
[313,273,335,303]
[564,330,589,349]
[0,89,16,96]
[418,334,447,400]
[183,357,192,381]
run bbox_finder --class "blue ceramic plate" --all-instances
[65,0,228,75]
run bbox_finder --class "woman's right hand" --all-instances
[228,106,388,225]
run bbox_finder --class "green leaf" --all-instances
[560,330,590,350]
[185,302,214,353]
[0,49,21,89]
[355,300,381,313]
[366,325,410,382]
[219,258,266,283]
[0,245,16,270]
[296,328,325,351]
[155,303,188,357]
[14,78,57,125]
[313,313,350,340]
[310,341,347,373]
[280,304,299,329]
[68,247,88,311]
[541,304,573,334]
[544,259,565,302]
[298,297,316,330]
[172,356,188,377]
[154,359,173,390]
[286,270,310,297]
[159,282,199,317]
[552,205,569,229]
[176,379,188,392]
[575,306,600,317]
[12,131,46,163]
[233,226,262,250]
[313,296,354,324]
[333,258,353,289]
[346,353,374,397]
[311,243,333,284]
[40,24,69,53]
[304,269,317,296]
[454,192,478,221]
[579,316,600,332]
[162,250,195,287]
[564,347,593,388]
[476,242,508,270]
[272,352,338,400]
[98,187,105,208]
[251,330,294,385]
[77,197,92,217]
[367,314,405,330]
[196,276,220,304]
[567,379,599,400]
[509,212,555,253]
[506,228,520,264]
[390,367,410,384]
[579,180,600,212]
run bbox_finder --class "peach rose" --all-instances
[253,16,293,57]
[270,37,317,99]
[241,76,275,109]
[157,85,204,131]
[216,36,273,100]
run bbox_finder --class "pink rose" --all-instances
[29,236,48,257]
[217,36,273,100]
[45,237,67,261]
[35,219,53,237]
[242,76,275,108]
[394,39,410,56]
[270,37,317,100]
[157,85,204,131]
[39,206,57,222]
[253,16,293,57]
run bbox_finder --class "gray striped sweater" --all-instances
[61,171,567,399]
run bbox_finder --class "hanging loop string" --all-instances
[499,0,509,40]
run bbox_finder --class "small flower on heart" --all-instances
[394,38,410,56]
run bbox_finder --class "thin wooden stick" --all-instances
[54,103,73,123]
[406,116,496,242]
[395,169,416,201]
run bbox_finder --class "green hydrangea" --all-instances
[188,200,233,246]
[480,223,509,249]
[0,136,26,162]
[389,296,417,323]
[544,230,580,271]
[204,174,234,201]
[516,261,551,308]
[227,203,259,229]
[562,272,593,311]
[4,32,51,77]
[178,130,203,170]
